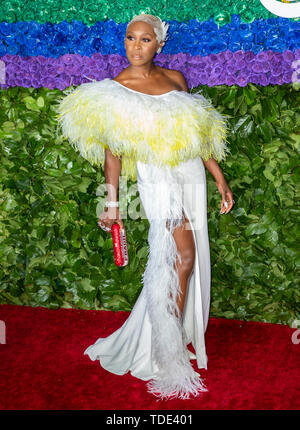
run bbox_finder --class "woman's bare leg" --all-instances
[172,216,195,318]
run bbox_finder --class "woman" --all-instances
[56,14,234,400]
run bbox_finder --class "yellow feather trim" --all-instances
[55,78,230,181]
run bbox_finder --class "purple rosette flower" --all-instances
[32,79,40,88]
[55,73,70,90]
[225,75,236,86]
[235,59,247,70]
[283,72,292,83]
[61,53,74,66]
[236,71,249,87]
[277,76,284,85]
[266,51,275,61]
[282,50,295,62]
[233,50,244,62]
[6,62,19,76]
[198,73,208,85]
[251,62,264,73]
[271,63,283,77]
[94,54,112,72]
[40,76,49,87]
[258,74,269,86]
[33,71,41,82]
[207,54,219,65]
[269,75,279,85]
[14,76,24,86]
[1,54,13,64]
[187,67,200,87]
[261,61,271,73]
[205,65,212,76]
[167,59,181,70]
[24,78,33,87]
[209,77,220,87]
[225,64,236,75]
[71,76,81,86]
[109,53,122,67]
[47,78,56,90]
[35,56,48,66]
[224,50,233,61]
[217,52,227,64]
[256,51,269,62]
[211,65,222,78]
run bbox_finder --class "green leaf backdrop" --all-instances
[0,83,299,325]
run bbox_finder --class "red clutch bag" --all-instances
[111,223,129,267]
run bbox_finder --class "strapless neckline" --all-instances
[110,78,182,97]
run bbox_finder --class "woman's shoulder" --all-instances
[158,66,189,93]
[112,66,188,94]
[111,67,133,85]
[159,66,185,80]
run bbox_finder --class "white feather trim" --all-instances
[141,166,208,400]
[55,78,230,181]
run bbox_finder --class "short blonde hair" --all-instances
[126,13,169,54]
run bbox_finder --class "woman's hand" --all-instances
[98,207,124,233]
[201,158,235,214]
[216,181,235,214]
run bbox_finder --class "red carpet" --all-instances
[0,304,299,410]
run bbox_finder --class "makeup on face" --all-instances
[125,24,159,58]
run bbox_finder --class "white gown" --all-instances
[83,156,211,400]
[56,77,229,400]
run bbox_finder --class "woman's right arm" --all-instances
[97,148,124,232]
[104,148,122,203]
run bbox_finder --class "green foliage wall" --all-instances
[0,83,299,325]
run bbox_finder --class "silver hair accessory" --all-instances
[126,13,169,54]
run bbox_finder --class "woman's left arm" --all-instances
[202,158,234,214]
[171,72,234,214]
